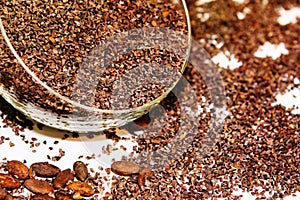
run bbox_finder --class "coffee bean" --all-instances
[111,161,140,176]
[137,169,153,189]
[67,181,95,197]
[5,195,25,200]
[53,169,74,189]
[0,187,7,200]
[30,194,55,200]
[24,179,54,194]
[73,161,88,182]
[6,160,29,179]
[29,162,60,178]
[0,173,21,189]
[0,159,99,198]
[55,191,74,200]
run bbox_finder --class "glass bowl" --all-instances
[0,0,191,133]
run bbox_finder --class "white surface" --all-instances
[294,77,300,85]
[196,12,210,22]
[212,51,243,70]
[254,42,289,60]
[237,7,251,20]
[278,7,300,26]
[195,0,216,6]
[272,85,300,114]
[199,34,224,49]
[232,0,249,4]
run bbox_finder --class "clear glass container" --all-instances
[0,0,191,132]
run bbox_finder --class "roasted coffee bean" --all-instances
[29,162,60,178]
[55,191,74,200]
[24,179,54,194]
[53,169,74,189]
[137,169,153,188]
[30,194,55,200]
[0,187,7,200]
[111,161,140,176]
[6,160,29,179]
[73,161,88,182]
[0,173,21,189]
[67,181,95,197]
[5,195,25,200]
